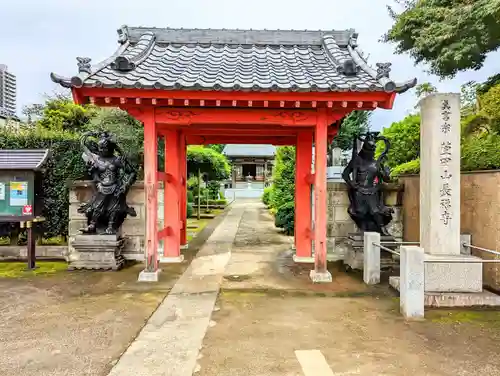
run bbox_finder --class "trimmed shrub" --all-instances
[461,134,500,171]
[391,134,500,176]
[0,127,86,238]
[275,202,295,235]
[262,186,273,207]
[187,190,194,203]
[391,158,420,177]
[187,146,230,181]
[186,202,194,218]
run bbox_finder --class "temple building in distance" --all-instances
[223,144,275,192]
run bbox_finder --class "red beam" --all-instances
[77,87,395,108]
[185,135,297,145]
[155,107,319,126]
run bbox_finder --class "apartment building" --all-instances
[0,64,16,115]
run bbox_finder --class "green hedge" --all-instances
[392,134,500,177]
[274,201,295,235]
[187,202,194,218]
[0,127,87,238]
[262,186,273,207]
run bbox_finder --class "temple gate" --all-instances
[51,26,415,282]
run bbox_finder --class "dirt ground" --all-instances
[198,292,500,376]
[0,210,226,376]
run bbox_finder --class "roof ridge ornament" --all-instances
[349,32,359,48]
[117,25,130,44]
[337,59,361,76]
[111,56,136,72]
[76,57,92,74]
[376,62,392,80]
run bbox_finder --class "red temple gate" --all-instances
[52,26,415,282]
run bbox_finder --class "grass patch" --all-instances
[0,261,67,278]
[39,236,66,246]
[427,310,500,326]
[186,218,210,242]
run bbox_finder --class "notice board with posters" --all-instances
[0,171,35,220]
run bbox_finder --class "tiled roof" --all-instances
[0,149,51,170]
[223,144,276,157]
[51,26,416,93]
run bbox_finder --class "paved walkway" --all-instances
[106,203,245,376]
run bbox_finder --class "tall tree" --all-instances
[415,82,437,99]
[330,111,371,151]
[205,144,226,154]
[384,0,500,78]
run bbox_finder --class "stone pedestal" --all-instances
[69,234,125,271]
[424,254,482,292]
[344,232,397,271]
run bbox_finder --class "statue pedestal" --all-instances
[344,232,398,271]
[69,233,126,271]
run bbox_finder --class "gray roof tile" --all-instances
[0,149,51,170]
[223,144,276,158]
[51,26,417,93]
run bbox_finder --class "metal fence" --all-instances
[364,232,500,320]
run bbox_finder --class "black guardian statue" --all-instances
[341,132,393,235]
[78,131,138,234]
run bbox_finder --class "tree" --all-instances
[330,111,370,151]
[37,98,98,132]
[186,146,230,219]
[376,114,421,169]
[86,107,144,164]
[384,0,500,78]
[205,144,226,154]
[415,82,437,99]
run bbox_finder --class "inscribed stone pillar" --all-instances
[419,93,461,255]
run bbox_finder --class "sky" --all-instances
[1,0,498,130]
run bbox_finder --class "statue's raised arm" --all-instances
[375,135,391,183]
[80,131,100,165]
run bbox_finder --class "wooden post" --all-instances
[179,132,188,247]
[231,165,236,188]
[264,160,268,187]
[26,221,36,270]
[311,109,332,282]
[197,168,201,220]
[294,131,313,261]
[163,129,182,260]
[139,109,159,278]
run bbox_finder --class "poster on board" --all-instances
[0,183,5,200]
[10,181,28,206]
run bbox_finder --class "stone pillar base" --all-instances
[424,254,483,292]
[158,255,185,263]
[309,270,332,283]
[69,234,125,271]
[138,269,161,282]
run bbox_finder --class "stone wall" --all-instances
[327,182,404,256]
[69,181,152,261]
[400,171,500,289]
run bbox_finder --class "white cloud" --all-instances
[1,0,498,128]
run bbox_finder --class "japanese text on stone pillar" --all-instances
[439,100,452,225]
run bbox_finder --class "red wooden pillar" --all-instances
[179,131,188,247]
[163,129,183,260]
[294,130,313,260]
[142,109,159,274]
[311,109,332,282]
